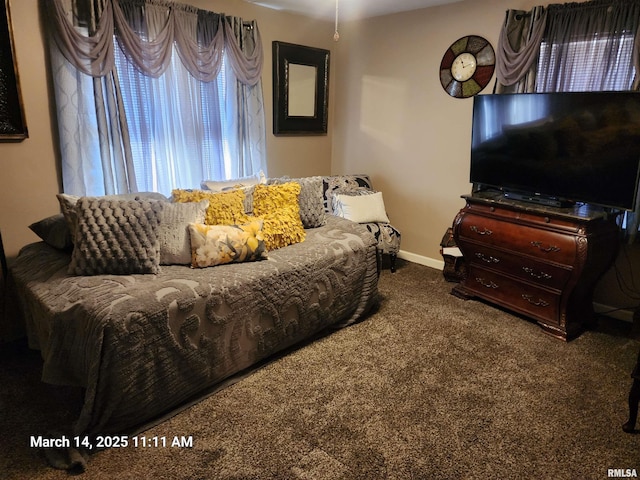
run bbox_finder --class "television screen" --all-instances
[470,92,640,211]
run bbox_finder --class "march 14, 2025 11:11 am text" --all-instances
[30,435,194,450]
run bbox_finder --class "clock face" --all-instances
[440,36,495,98]
[451,52,477,82]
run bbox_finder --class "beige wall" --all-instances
[332,0,543,266]
[0,0,336,259]
[0,1,61,259]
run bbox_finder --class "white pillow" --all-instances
[201,171,266,192]
[334,191,390,223]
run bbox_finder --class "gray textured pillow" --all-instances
[57,192,168,244]
[268,176,326,228]
[158,200,209,265]
[68,198,164,275]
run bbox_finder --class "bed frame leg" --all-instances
[390,254,397,273]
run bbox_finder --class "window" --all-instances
[536,31,636,92]
[47,0,265,197]
[114,41,237,195]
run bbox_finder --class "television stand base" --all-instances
[452,194,619,341]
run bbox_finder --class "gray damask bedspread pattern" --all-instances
[12,216,379,436]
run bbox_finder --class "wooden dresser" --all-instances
[452,192,620,341]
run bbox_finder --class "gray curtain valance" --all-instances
[46,0,263,85]
[496,7,547,87]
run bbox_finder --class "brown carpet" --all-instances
[1,260,639,479]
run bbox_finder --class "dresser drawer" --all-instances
[464,265,561,325]
[457,213,577,265]
[457,239,572,290]
[464,201,582,232]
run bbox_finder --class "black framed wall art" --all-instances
[0,0,27,141]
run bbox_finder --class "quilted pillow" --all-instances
[334,191,390,223]
[251,183,305,250]
[158,200,209,265]
[57,192,168,244]
[188,220,267,268]
[268,176,326,228]
[68,198,164,275]
[172,189,249,225]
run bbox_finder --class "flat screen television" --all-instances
[470,92,640,211]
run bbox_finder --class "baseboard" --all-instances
[593,302,635,323]
[397,250,444,270]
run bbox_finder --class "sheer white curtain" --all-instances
[46,0,266,196]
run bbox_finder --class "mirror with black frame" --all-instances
[272,41,329,136]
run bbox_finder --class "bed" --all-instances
[11,214,379,441]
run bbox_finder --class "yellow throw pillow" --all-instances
[172,189,248,225]
[188,220,267,268]
[251,183,305,250]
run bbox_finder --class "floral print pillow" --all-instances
[188,220,267,268]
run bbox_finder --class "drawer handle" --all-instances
[476,253,500,264]
[522,267,552,280]
[521,294,550,307]
[470,226,493,236]
[476,277,498,289]
[530,241,560,253]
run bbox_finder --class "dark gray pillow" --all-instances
[29,214,72,251]
[68,198,164,275]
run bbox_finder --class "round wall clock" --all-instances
[440,35,495,98]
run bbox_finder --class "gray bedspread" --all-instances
[12,215,379,437]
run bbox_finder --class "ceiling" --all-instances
[245,0,465,22]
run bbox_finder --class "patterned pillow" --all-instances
[322,175,373,214]
[158,200,209,265]
[268,176,326,228]
[172,189,249,225]
[188,220,267,268]
[251,183,306,250]
[68,198,164,275]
